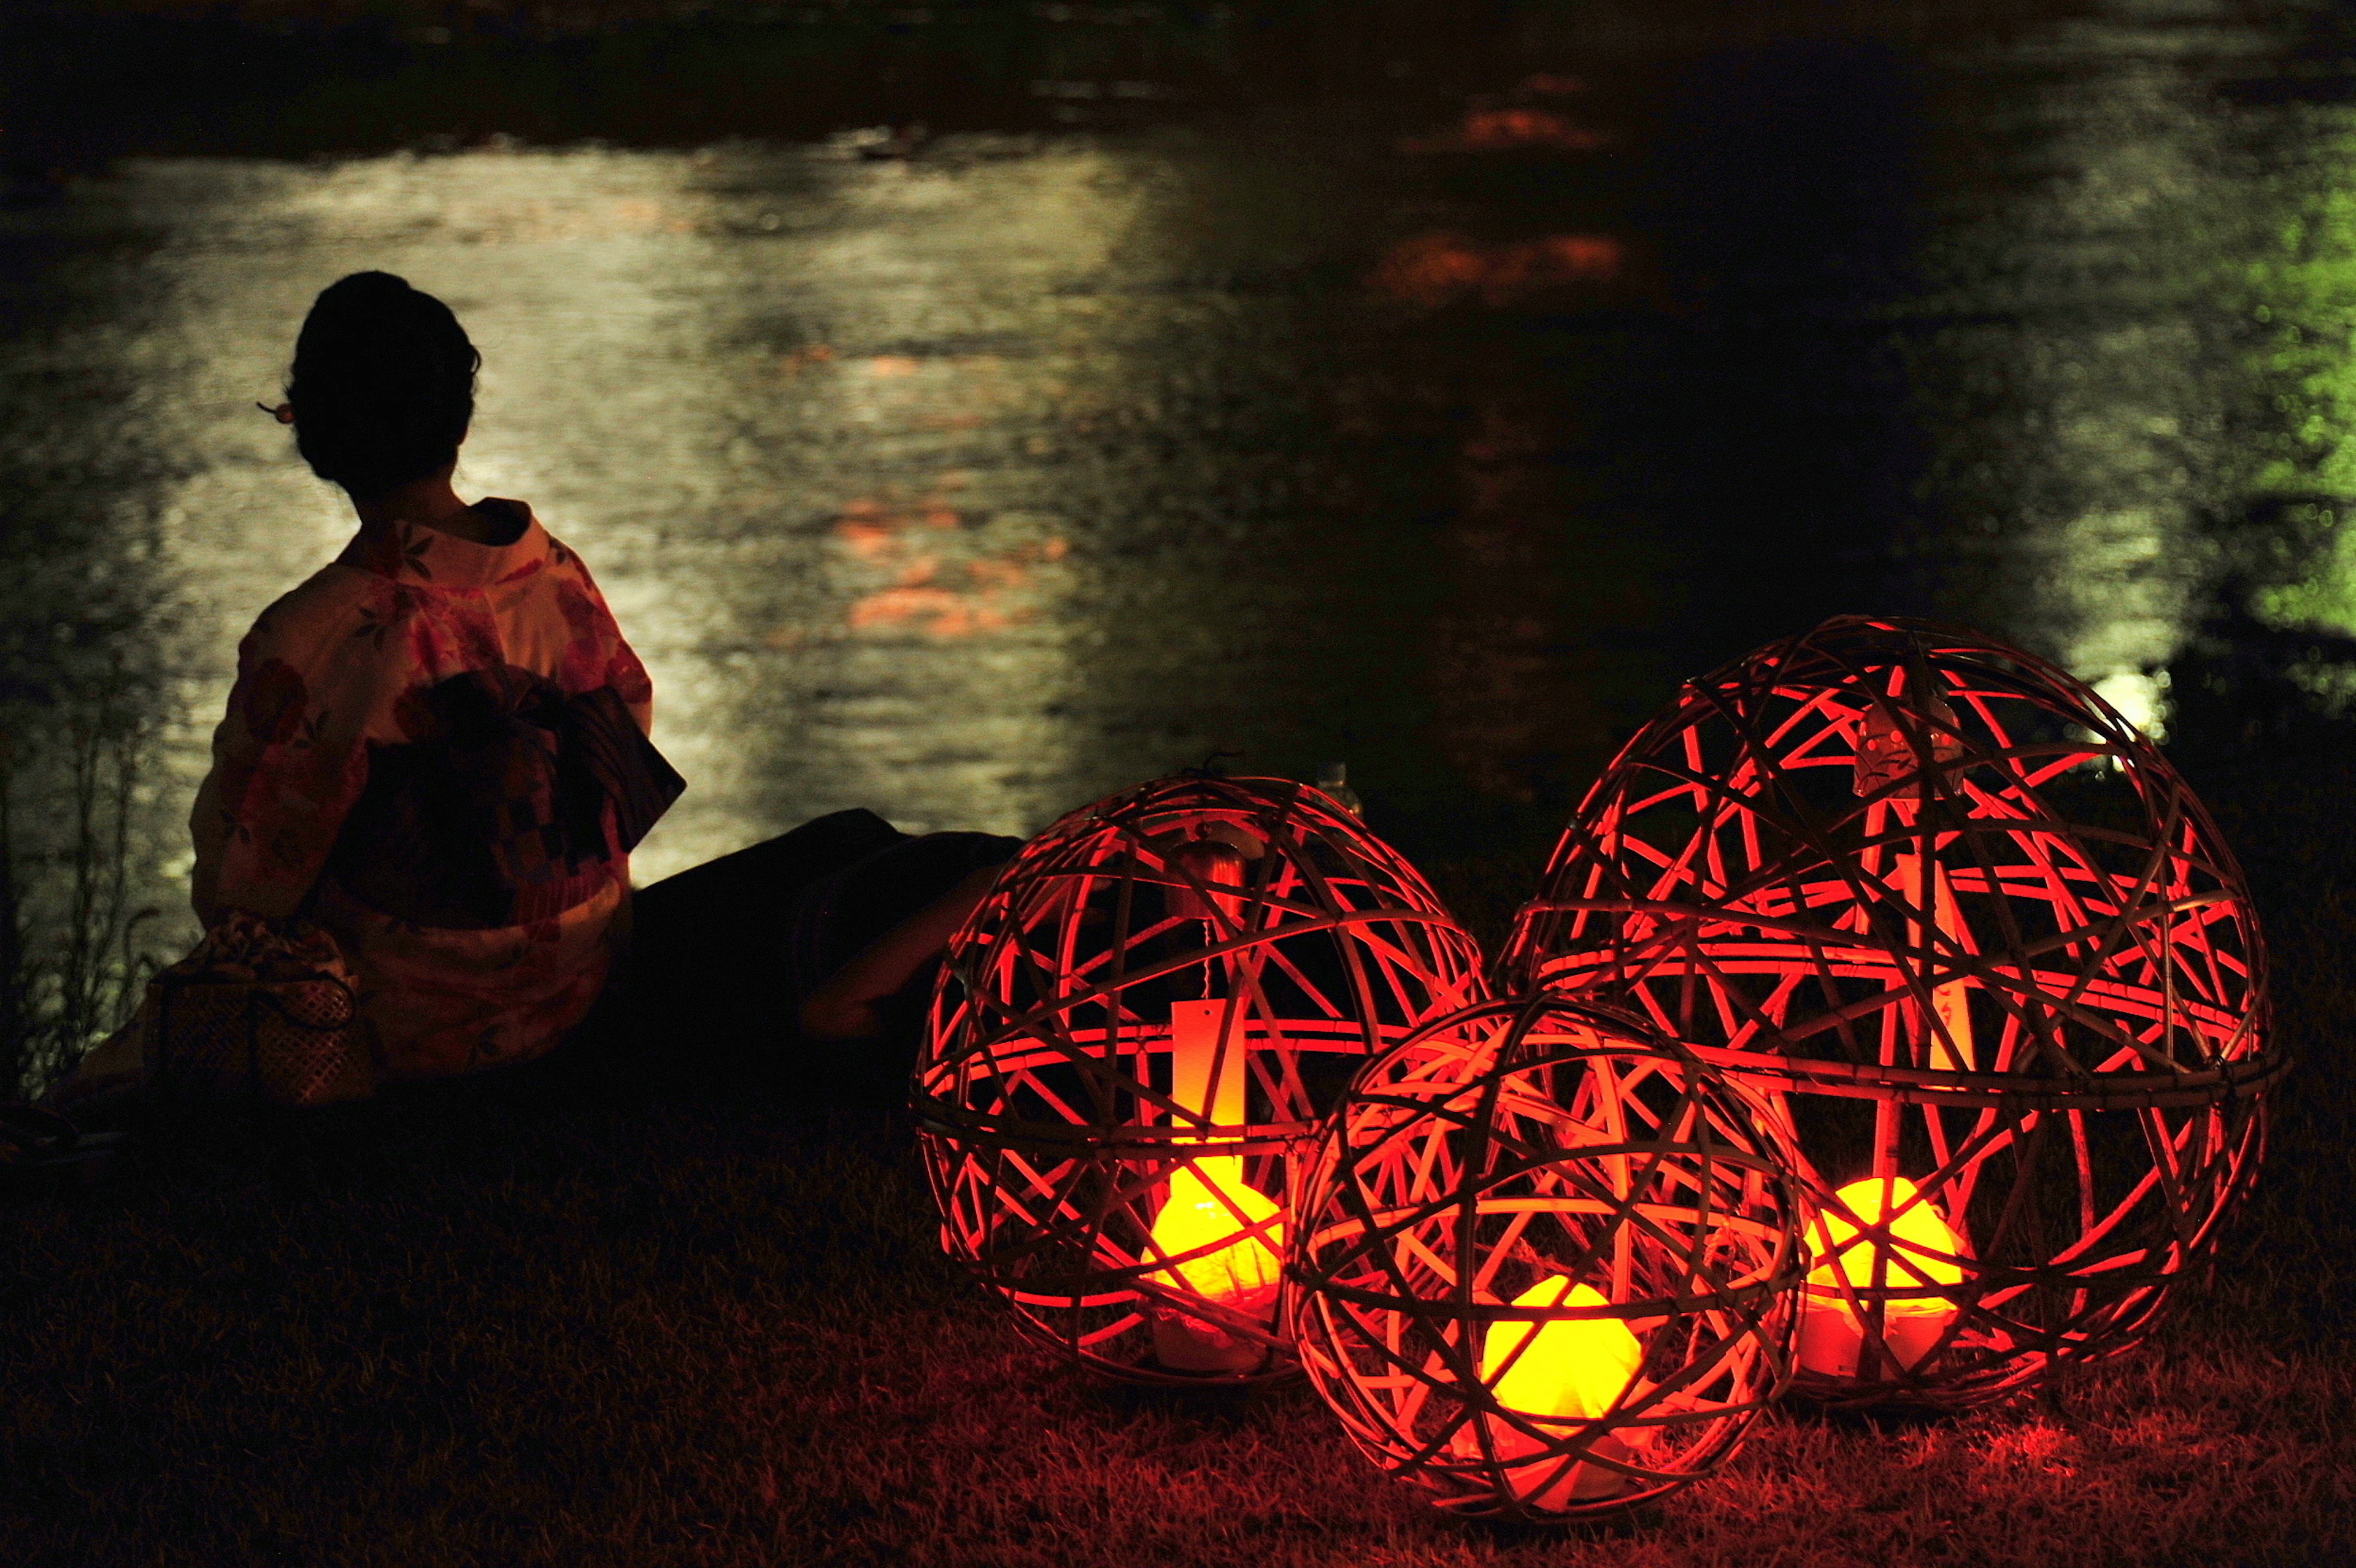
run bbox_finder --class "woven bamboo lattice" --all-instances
[1502,616,2281,1406]
[1290,993,1804,1522]
[914,775,1489,1383]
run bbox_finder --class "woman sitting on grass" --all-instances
[59,271,673,1101]
[47,270,1010,1119]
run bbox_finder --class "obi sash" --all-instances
[329,664,685,930]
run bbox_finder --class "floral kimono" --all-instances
[190,502,666,1080]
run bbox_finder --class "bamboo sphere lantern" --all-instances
[1290,994,1804,1522]
[1503,617,2282,1407]
[915,775,1489,1383]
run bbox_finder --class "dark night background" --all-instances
[6,4,2356,1564]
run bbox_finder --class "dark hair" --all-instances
[287,272,479,497]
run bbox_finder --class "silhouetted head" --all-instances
[286,272,479,498]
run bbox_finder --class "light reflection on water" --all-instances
[6,6,2356,980]
[1903,26,2241,740]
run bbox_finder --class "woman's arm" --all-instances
[796,863,1001,1042]
[552,547,655,732]
[188,599,380,926]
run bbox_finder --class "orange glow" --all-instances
[1402,108,1609,154]
[1856,702,1979,1074]
[1798,1177,1965,1378]
[1146,996,1279,1372]
[1149,1157,1283,1301]
[1481,1277,1644,1421]
[1146,1156,1283,1373]
[1897,856,1976,1072]
[845,585,1016,637]
[1166,997,1245,1129]
[834,519,896,559]
[831,491,1066,638]
[1372,233,1625,309]
[1466,1277,1647,1507]
[1458,109,1606,151]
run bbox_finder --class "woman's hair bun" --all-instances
[286,272,480,498]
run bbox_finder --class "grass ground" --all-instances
[4,751,2353,1567]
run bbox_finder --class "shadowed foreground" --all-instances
[5,766,2355,1566]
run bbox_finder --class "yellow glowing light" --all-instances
[1457,1275,1649,1509]
[1809,1176,1965,1293]
[1146,1155,1283,1372]
[1480,1276,1644,1421]
[1798,1177,1966,1379]
[1148,1156,1284,1302]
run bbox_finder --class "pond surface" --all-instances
[5,0,2356,1064]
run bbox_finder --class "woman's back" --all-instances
[187,274,672,1081]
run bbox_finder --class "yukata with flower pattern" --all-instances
[191,502,656,1080]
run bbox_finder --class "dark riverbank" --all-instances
[3,1,1461,170]
[2,0,2092,174]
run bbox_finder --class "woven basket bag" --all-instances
[142,913,371,1107]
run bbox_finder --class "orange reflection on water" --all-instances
[834,491,1068,639]
[1403,109,1609,155]
[850,585,1010,637]
[1372,233,1625,308]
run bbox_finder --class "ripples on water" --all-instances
[5,2,2356,1083]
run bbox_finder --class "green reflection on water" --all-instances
[2244,134,2356,642]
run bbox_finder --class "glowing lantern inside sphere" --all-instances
[1471,1277,1652,1509]
[1484,1278,1645,1421]
[1140,991,1285,1372]
[1797,1177,1965,1380]
[916,774,1487,1383]
[1145,1158,1285,1372]
[1507,616,2284,1407]
[1292,994,1804,1523]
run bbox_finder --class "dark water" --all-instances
[6,0,2356,1082]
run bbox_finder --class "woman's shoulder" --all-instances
[438,503,599,596]
[242,560,372,648]
[239,553,435,675]
[531,520,599,586]
[524,523,625,624]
